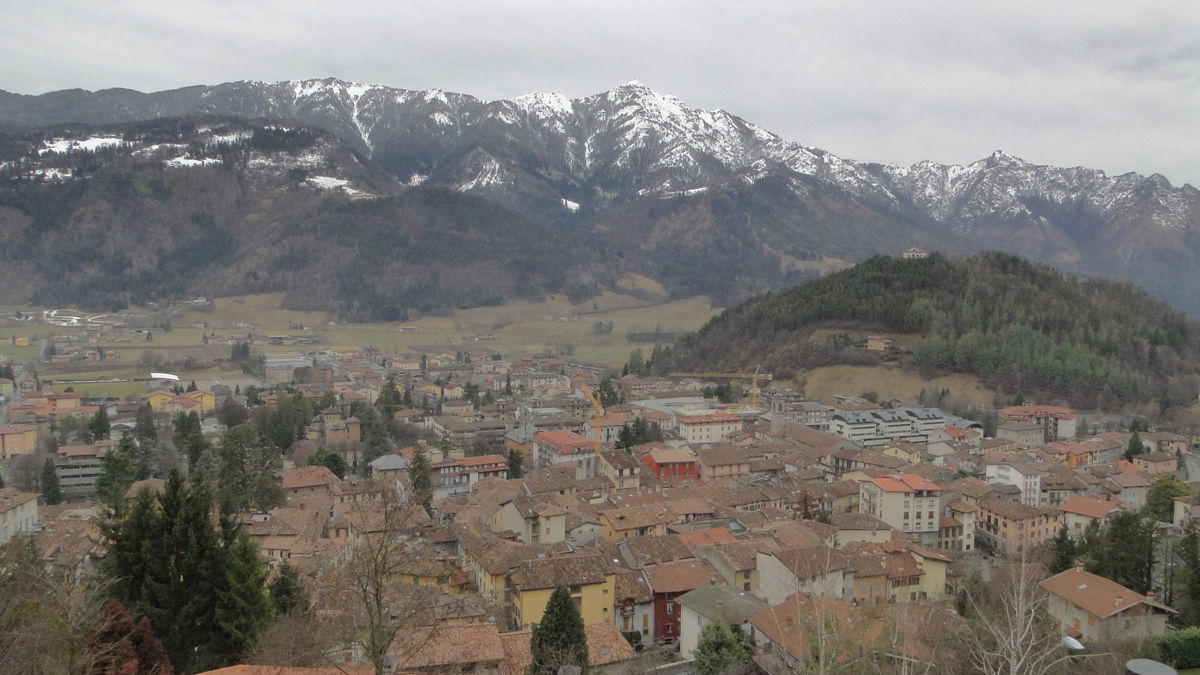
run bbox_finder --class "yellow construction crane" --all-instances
[580,385,605,454]
[670,367,773,408]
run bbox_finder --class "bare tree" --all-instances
[0,538,115,674]
[959,556,1102,675]
[315,480,436,675]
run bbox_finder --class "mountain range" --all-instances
[1,79,1197,313]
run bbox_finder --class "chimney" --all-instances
[1115,595,1123,607]
[1147,591,1156,601]
[1075,561,1084,573]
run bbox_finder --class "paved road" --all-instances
[1184,451,1200,482]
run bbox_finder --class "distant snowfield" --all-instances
[39,136,125,155]
[307,175,376,199]
[307,175,348,189]
[165,155,222,168]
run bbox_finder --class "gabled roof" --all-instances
[509,552,611,591]
[282,465,340,489]
[1060,495,1122,520]
[642,558,722,594]
[1040,566,1174,619]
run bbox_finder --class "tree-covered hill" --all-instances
[675,251,1200,408]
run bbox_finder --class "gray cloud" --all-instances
[2,0,1197,186]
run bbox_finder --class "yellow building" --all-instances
[509,553,615,628]
[0,424,38,460]
[145,389,175,413]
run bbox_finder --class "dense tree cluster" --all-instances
[102,470,273,672]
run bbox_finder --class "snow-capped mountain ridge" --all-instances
[5,75,1190,235]
[1,77,1197,312]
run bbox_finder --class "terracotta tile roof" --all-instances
[868,474,941,493]
[679,413,740,424]
[643,558,722,594]
[978,497,1060,522]
[500,622,637,675]
[646,447,696,464]
[676,526,737,550]
[601,504,674,531]
[1060,495,1122,520]
[830,512,891,531]
[509,552,611,591]
[458,453,508,467]
[282,465,340,489]
[706,539,777,571]
[613,568,654,603]
[749,593,882,664]
[603,534,694,568]
[391,623,505,670]
[1040,566,1174,619]
[697,444,750,467]
[762,520,837,549]
[769,546,851,580]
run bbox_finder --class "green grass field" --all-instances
[0,293,721,385]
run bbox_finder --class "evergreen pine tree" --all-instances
[134,402,157,441]
[1048,525,1076,574]
[40,457,63,505]
[1178,531,1200,625]
[212,522,272,660]
[268,561,309,616]
[89,407,111,441]
[693,618,749,675]
[527,585,588,675]
[507,449,524,479]
[410,450,433,514]
[1125,432,1146,460]
[376,377,402,416]
[96,433,140,509]
[103,485,162,605]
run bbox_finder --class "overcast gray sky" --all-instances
[4,1,1198,186]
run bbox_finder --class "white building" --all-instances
[0,490,38,545]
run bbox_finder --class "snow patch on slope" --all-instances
[39,136,125,155]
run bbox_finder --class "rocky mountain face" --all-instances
[0,118,581,317]
[1,79,1197,312]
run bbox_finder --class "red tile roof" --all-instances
[1040,566,1173,619]
[868,474,941,493]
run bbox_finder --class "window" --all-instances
[903,512,909,520]
[743,582,751,592]
[666,623,673,635]
[666,603,674,615]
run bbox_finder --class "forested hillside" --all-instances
[675,251,1200,408]
[0,118,588,319]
